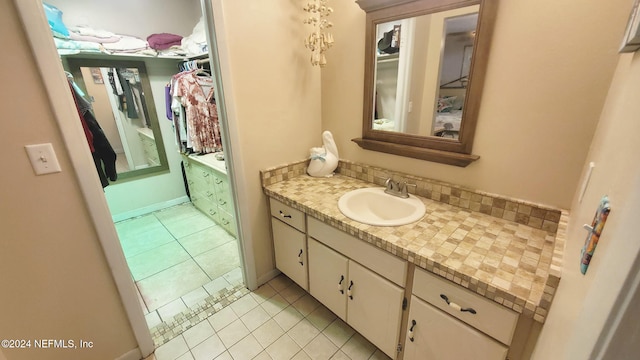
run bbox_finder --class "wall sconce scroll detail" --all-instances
[303,0,334,67]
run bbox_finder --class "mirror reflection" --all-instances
[65,58,169,184]
[80,67,157,172]
[371,5,479,139]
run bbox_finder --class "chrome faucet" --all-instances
[385,178,416,198]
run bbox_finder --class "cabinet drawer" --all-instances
[188,171,211,191]
[219,210,237,237]
[216,191,232,212]
[192,195,219,222]
[191,163,214,184]
[308,217,407,287]
[270,199,305,232]
[413,268,518,345]
[212,173,229,192]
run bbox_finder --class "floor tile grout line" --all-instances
[153,203,211,241]
[153,267,242,319]
[133,281,151,314]
[152,276,389,360]
[176,225,216,282]
[186,233,239,282]
[119,204,251,357]
[126,210,228,313]
[229,284,352,358]
[126,205,238,308]
[132,250,194,283]
[186,319,353,360]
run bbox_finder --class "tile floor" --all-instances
[115,203,243,326]
[117,203,391,359]
[145,274,392,360]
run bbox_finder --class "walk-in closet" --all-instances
[44,0,245,344]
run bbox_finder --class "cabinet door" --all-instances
[271,218,308,290]
[308,238,348,320]
[347,261,404,359]
[404,295,508,360]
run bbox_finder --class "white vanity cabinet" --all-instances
[183,155,236,236]
[270,199,308,290]
[307,218,407,359]
[404,268,518,360]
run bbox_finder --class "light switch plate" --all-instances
[25,143,62,175]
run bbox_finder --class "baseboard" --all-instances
[115,348,142,360]
[257,269,281,287]
[111,196,191,222]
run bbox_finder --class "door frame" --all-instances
[14,0,257,357]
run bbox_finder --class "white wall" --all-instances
[532,52,640,359]
[1,1,138,358]
[46,0,202,38]
[214,0,322,283]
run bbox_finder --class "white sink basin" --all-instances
[338,188,426,226]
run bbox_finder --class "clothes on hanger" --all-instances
[107,68,142,120]
[169,59,222,155]
[68,79,117,188]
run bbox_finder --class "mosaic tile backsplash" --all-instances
[261,159,567,323]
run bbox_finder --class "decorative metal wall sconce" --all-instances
[303,0,334,67]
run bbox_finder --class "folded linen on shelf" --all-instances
[147,33,183,50]
[69,31,120,44]
[68,25,121,43]
[54,37,102,52]
[181,16,208,56]
[102,35,149,53]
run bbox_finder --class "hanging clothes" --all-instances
[171,69,222,154]
[107,68,139,119]
[164,84,173,121]
[68,79,117,188]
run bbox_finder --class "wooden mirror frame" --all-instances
[353,0,498,167]
[63,57,170,181]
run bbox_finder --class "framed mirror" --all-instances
[354,0,498,167]
[63,57,170,181]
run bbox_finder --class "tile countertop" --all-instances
[262,167,568,323]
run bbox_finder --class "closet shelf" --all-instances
[61,52,189,62]
[183,52,209,60]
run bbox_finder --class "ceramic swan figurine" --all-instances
[307,131,339,177]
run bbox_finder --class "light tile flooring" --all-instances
[115,203,243,327]
[145,274,392,360]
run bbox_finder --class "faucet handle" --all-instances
[385,178,396,191]
[400,182,417,197]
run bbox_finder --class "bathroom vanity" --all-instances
[183,153,236,236]
[262,160,566,360]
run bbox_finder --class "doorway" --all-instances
[16,0,250,354]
